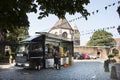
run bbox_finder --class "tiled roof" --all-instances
[49,18,73,32]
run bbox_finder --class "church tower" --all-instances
[71,23,80,45]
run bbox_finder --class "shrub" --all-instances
[108,54,114,58]
[0,53,3,59]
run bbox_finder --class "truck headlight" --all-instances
[24,63,29,67]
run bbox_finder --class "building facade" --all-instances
[71,23,80,45]
[49,18,80,46]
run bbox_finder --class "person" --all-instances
[35,58,43,70]
[104,59,110,72]
[53,50,61,70]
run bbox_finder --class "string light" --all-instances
[40,1,120,35]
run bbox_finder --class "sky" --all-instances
[27,0,120,46]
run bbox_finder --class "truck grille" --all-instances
[15,56,27,63]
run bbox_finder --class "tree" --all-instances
[117,5,120,17]
[36,0,90,19]
[0,0,90,54]
[117,6,120,34]
[6,27,29,43]
[0,0,37,29]
[6,27,29,52]
[87,30,116,46]
[0,0,90,30]
[0,0,35,43]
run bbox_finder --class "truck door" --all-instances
[29,43,44,69]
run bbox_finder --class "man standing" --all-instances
[53,49,61,70]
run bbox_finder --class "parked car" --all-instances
[74,52,82,59]
[81,54,90,59]
[88,54,97,59]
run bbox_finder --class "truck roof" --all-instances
[21,32,73,42]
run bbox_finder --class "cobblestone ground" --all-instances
[0,60,118,80]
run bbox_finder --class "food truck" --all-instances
[15,32,74,69]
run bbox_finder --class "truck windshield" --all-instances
[17,44,28,53]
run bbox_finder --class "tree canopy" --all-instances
[6,27,29,43]
[117,5,120,17]
[0,0,90,30]
[0,0,90,44]
[0,0,37,30]
[87,30,116,46]
[36,0,90,19]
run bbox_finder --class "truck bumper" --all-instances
[15,63,30,67]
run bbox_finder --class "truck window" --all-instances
[29,43,43,57]
[30,43,43,52]
[17,45,28,52]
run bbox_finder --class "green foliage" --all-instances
[0,0,37,29]
[87,30,116,46]
[0,54,2,59]
[36,0,90,19]
[0,54,4,60]
[6,27,29,42]
[117,6,120,17]
[9,52,15,55]
[9,55,13,59]
[0,0,90,30]
[0,0,90,44]
[108,54,114,58]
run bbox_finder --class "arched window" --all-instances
[112,48,119,56]
[55,32,58,35]
[62,32,67,38]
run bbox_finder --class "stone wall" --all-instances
[74,46,111,59]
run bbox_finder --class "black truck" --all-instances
[15,32,73,69]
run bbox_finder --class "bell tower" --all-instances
[71,22,80,45]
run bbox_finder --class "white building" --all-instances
[49,17,80,46]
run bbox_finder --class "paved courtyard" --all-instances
[0,60,119,80]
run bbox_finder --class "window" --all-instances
[62,32,67,38]
[55,32,58,35]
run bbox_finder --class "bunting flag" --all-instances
[105,6,108,10]
[96,10,99,13]
[113,3,115,6]
[70,1,120,36]
[42,1,120,33]
[67,1,120,22]
[80,25,119,36]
